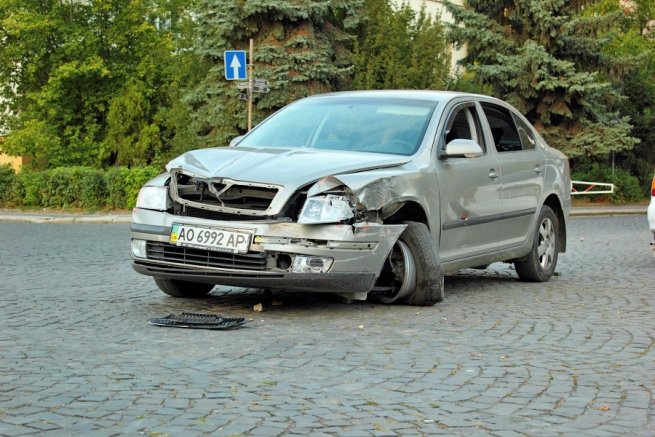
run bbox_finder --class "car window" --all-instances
[443,104,486,152]
[512,114,537,150]
[480,103,524,153]
[238,97,439,156]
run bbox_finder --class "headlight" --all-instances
[136,186,169,211]
[297,195,354,224]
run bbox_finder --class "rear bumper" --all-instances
[648,199,655,237]
[132,262,377,293]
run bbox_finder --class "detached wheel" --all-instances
[515,206,558,282]
[376,221,444,306]
[153,278,214,298]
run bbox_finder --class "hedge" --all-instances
[0,165,162,210]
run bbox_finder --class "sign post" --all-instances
[225,40,269,132]
[248,39,253,132]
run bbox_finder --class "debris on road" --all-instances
[253,303,264,312]
[148,313,248,329]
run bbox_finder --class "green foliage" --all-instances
[105,167,132,209]
[0,0,203,169]
[187,0,364,147]
[0,164,21,206]
[351,0,451,90]
[572,163,644,203]
[444,0,640,159]
[0,166,162,210]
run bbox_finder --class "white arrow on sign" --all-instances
[230,55,242,81]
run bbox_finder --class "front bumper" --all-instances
[131,208,406,294]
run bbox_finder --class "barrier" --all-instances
[571,180,615,195]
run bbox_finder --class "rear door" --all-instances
[436,101,502,262]
[479,101,546,249]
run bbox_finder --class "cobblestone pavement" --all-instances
[1,216,654,437]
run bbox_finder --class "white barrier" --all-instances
[571,180,615,195]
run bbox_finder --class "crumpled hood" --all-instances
[166,146,411,187]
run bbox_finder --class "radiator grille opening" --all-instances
[146,242,267,271]
[176,182,278,212]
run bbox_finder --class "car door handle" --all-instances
[489,169,499,179]
[535,165,543,174]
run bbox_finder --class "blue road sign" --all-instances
[224,51,247,80]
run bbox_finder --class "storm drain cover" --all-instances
[149,312,248,329]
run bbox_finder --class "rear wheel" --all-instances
[375,221,444,306]
[153,278,214,298]
[515,206,558,282]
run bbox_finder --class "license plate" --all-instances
[170,224,251,253]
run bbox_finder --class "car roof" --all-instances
[303,90,487,102]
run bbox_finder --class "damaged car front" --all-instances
[131,93,444,305]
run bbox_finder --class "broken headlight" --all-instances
[136,186,169,211]
[297,195,354,224]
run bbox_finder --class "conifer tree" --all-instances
[186,0,362,147]
[444,0,639,159]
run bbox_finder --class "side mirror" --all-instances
[443,139,483,159]
[229,135,245,147]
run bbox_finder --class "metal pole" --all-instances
[248,39,253,132]
[612,150,615,178]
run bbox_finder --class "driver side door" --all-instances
[436,101,502,262]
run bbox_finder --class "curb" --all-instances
[570,207,648,217]
[0,214,132,224]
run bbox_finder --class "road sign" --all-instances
[224,51,247,80]
[252,85,269,93]
[253,78,269,86]
[237,82,250,89]
[239,92,250,101]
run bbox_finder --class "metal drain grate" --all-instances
[148,312,248,329]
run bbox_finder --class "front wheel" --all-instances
[514,206,559,282]
[375,221,444,306]
[153,278,215,298]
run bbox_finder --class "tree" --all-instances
[0,0,203,168]
[186,0,363,147]
[351,0,451,91]
[444,0,640,159]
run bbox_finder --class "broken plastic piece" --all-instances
[148,312,248,329]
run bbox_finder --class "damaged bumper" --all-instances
[131,208,406,296]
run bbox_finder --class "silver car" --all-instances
[131,91,571,306]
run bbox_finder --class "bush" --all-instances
[0,164,21,206]
[571,164,644,204]
[0,165,162,210]
[105,167,131,209]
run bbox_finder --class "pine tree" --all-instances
[444,0,640,159]
[351,0,451,91]
[186,0,363,147]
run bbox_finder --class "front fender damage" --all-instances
[306,175,409,220]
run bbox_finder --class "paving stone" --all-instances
[0,217,653,436]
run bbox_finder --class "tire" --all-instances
[153,278,215,298]
[376,221,444,306]
[514,206,558,282]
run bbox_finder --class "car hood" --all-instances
[166,146,411,187]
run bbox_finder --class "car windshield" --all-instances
[237,97,438,156]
